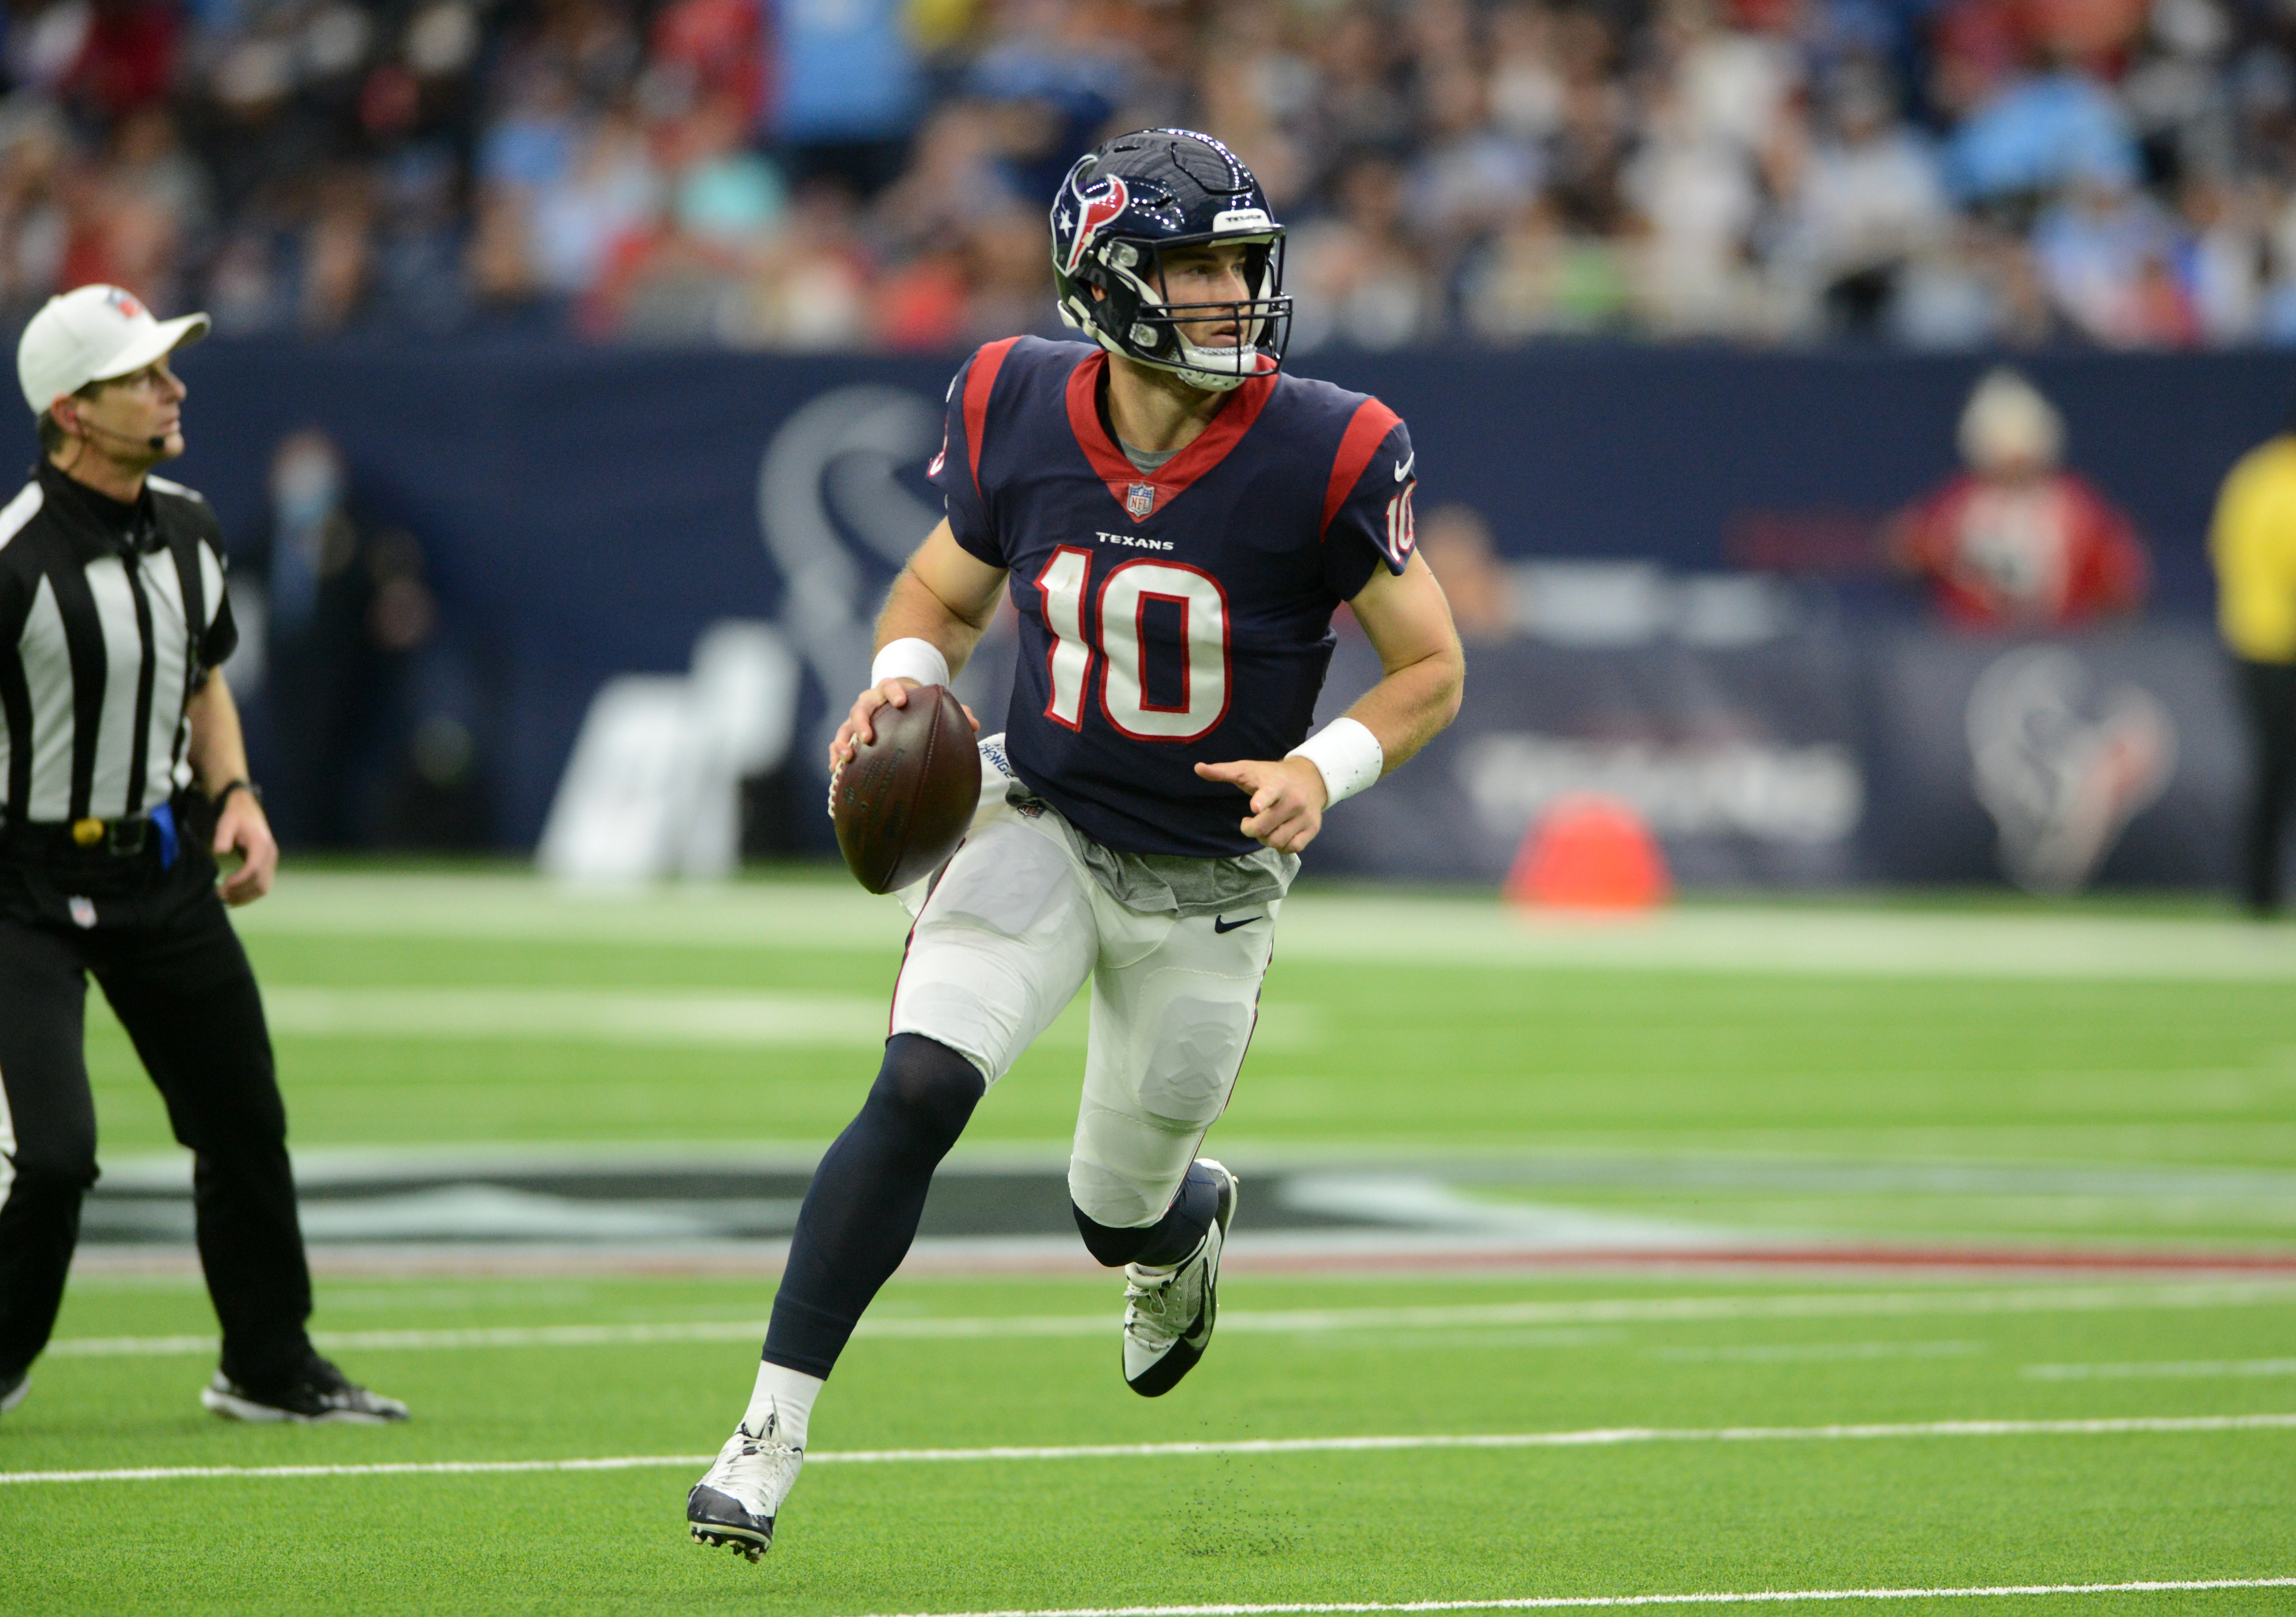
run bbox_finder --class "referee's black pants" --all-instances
[2236,658,2296,916]
[0,843,314,1386]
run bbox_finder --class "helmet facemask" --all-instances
[1058,232,1292,392]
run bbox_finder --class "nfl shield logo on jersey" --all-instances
[69,895,96,929]
[1126,482,1157,520]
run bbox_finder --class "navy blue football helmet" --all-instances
[1049,129,1291,392]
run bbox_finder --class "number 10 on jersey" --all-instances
[1035,548,1232,742]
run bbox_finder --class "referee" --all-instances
[0,285,405,1423]
[2211,410,2296,916]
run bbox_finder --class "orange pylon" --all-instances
[1503,793,1670,910]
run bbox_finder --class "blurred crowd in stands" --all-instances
[9,0,2296,350]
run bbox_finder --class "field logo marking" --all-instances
[5,1413,2293,1486]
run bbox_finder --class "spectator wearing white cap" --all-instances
[1885,366,2149,630]
[0,284,407,1427]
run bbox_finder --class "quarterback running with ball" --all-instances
[688,129,1465,1560]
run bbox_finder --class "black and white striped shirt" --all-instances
[0,460,237,827]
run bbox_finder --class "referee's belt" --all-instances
[2,804,180,864]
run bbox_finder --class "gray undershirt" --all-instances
[980,736,1297,920]
[1117,437,1180,474]
[1017,778,1298,918]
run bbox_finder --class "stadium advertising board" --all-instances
[1311,627,2238,890]
[165,341,2257,886]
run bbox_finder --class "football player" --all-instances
[689,129,1465,1561]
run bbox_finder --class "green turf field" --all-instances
[9,1271,2296,1614]
[9,870,2296,1613]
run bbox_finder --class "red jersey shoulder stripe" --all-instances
[1320,397,1405,540]
[963,337,1024,502]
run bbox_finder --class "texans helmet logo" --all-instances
[1061,170,1131,277]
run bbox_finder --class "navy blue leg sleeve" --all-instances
[1072,1159,1222,1269]
[761,1034,984,1379]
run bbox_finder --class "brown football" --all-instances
[832,684,981,894]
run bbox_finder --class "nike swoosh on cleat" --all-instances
[1212,916,1255,933]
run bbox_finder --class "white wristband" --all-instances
[871,637,950,691]
[1287,717,1384,807]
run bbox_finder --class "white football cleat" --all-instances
[687,1409,805,1563]
[1122,1159,1238,1397]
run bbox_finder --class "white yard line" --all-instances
[1266,904,2296,983]
[257,988,893,1048]
[850,1581,2296,1616]
[2024,1359,2296,1380]
[109,986,1313,1054]
[0,1454,716,1483]
[43,1280,2296,1359]
[5,1414,2292,1486]
[47,1322,776,1356]
[229,874,2296,982]
[842,1581,2296,1616]
[1649,1341,1987,1363]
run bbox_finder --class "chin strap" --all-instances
[1173,341,1273,391]
[1065,258,1285,394]
[1090,327,1261,393]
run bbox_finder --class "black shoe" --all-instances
[201,1354,409,1424]
[0,1367,27,1417]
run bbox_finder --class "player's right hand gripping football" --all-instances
[828,679,980,803]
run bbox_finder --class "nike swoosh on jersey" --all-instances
[1393,451,1414,482]
[1212,915,1257,934]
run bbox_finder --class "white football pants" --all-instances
[889,779,1277,1231]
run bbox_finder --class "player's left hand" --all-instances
[1195,757,1328,855]
[212,790,278,906]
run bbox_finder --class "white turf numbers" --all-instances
[1035,552,1231,741]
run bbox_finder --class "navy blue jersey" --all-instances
[927,336,1416,858]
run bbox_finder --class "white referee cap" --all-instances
[17,284,211,417]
